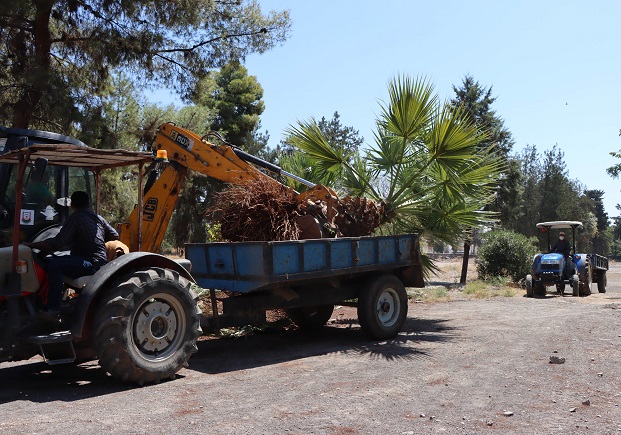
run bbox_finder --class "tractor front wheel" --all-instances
[572,274,579,297]
[93,267,202,385]
[534,281,546,297]
[525,275,533,297]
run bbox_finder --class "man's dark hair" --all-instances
[71,191,90,209]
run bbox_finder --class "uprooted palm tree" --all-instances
[281,75,505,277]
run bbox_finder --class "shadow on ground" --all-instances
[0,314,459,404]
[188,315,460,375]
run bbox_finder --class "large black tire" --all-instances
[579,266,591,296]
[357,274,407,340]
[525,275,533,297]
[534,282,546,297]
[92,267,202,385]
[286,304,334,331]
[597,271,607,293]
[572,274,579,297]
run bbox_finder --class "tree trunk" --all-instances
[460,228,474,284]
[11,0,54,128]
[460,240,471,284]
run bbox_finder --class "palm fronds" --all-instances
[282,74,503,251]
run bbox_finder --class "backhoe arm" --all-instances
[119,123,274,252]
[119,123,339,253]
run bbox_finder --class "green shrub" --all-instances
[476,229,538,282]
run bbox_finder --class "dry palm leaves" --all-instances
[334,196,385,237]
[210,178,302,242]
[210,178,386,241]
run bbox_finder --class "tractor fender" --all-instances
[70,252,195,338]
[531,253,543,272]
[574,253,587,273]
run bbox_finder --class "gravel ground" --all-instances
[1,261,620,434]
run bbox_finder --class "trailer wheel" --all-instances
[358,275,407,340]
[286,304,334,331]
[597,271,607,293]
[525,275,533,297]
[572,274,579,297]
[93,268,202,385]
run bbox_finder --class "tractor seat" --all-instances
[64,275,93,290]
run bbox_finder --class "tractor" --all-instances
[525,221,608,297]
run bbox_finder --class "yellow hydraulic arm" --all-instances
[119,123,338,253]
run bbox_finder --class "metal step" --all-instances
[27,331,76,365]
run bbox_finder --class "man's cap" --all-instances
[559,231,565,236]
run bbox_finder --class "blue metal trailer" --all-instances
[186,234,424,339]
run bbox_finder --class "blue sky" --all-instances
[240,0,621,218]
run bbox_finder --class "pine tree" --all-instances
[0,1,289,130]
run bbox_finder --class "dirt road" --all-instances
[1,264,620,433]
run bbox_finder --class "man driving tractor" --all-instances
[551,231,570,257]
[24,191,119,321]
[551,231,574,279]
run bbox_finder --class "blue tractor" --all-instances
[525,221,608,297]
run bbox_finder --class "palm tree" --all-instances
[282,75,504,274]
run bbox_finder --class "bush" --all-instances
[476,229,538,282]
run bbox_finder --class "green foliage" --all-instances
[408,286,449,302]
[463,279,516,298]
[607,149,621,179]
[192,61,265,148]
[165,61,272,249]
[316,112,364,159]
[0,2,286,252]
[278,111,364,193]
[476,229,538,282]
[168,176,226,248]
[244,122,276,162]
[0,0,290,130]
[285,75,504,248]
[584,189,609,231]
[499,144,605,253]
[206,223,223,242]
[450,75,518,239]
[450,75,514,157]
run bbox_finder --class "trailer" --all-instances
[186,234,424,340]
[587,253,609,293]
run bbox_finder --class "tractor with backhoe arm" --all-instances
[0,124,424,384]
[525,221,608,298]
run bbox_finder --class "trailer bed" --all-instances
[588,253,609,271]
[186,234,423,293]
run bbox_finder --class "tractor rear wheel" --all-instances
[93,267,202,385]
[579,267,591,296]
